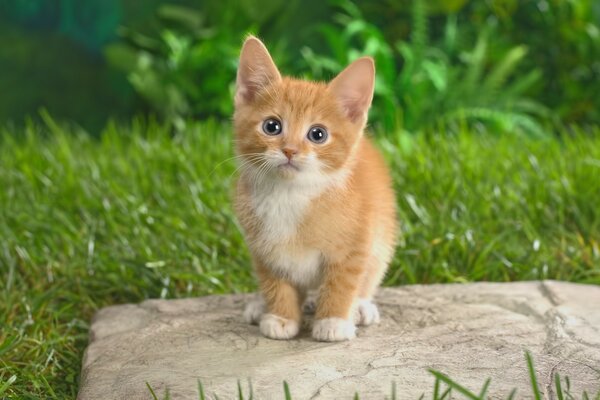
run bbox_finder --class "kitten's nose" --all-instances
[282,147,297,160]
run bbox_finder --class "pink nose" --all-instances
[282,148,297,160]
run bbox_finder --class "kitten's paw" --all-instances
[243,299,266,325]
[355,299,380,326]
[312,318,356,342]
[259,314,300,340]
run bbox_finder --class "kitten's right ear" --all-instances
[235,36,281,106]
[328,57,375,124]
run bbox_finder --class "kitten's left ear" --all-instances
[328,57,375,124]
[235,36,282,106]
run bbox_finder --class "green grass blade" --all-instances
[433,376,440,400]
[555,372,564,400]
[283,381,292,400]
[146,382,159,400]
[478,378,491,398]
[525,352,542,400]
[247,379,253,400]
[0,375,17,396]
[507,388,517,400]
[428,370,480,400]
[439,388,452,400]
[582,391,589,400]
[237,379,243,400]
[197,380,206,400]
[38,375,56,398]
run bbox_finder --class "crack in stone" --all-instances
[308,356,384,400]
[486,299,547,324]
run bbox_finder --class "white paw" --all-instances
[312,318,356,342]
[259,314,300,340]
[243,299,266,325]
[355,299,380,326]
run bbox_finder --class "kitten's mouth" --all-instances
[278,161,300,171]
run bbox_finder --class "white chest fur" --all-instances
[246,178,325,288]
[241,163,350,288]
[250,181,313,242]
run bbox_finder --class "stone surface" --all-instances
[77,281,600,399]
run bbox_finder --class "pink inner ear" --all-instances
[235,38,281,106]
[328,57,375,124]
[236,65,280,105]
[340,91,370,123]
[236,75,262,104]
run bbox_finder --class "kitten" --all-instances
[233,36,397,341]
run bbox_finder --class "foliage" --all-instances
[105,5,242,130]
[1,118,599,397]
[302,0,548,135]
[460,0,600,124]
[104,1,326,131]
[0,0,598,130]
[104,0,552,135]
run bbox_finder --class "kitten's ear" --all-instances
[328,57,375,123]
[235,36,281,106]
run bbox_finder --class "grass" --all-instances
[145,353,600,399]
[1,116,599,397]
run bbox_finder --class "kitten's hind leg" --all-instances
[354,262,383,326]
[354,298,380,326]
[355,235,394,326]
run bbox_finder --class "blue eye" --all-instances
[307,126,328,144]
[262,118,282,135]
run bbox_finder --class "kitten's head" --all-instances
[233,36,375,184]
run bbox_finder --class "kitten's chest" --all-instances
[250,183,314,242]
[245,182,323,287]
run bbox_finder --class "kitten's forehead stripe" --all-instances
[280,79,332,117]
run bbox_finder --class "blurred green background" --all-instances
[1,0,599,133]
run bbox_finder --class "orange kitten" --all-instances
[233,36,397,341]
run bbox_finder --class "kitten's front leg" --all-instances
[313,262,362,342]
[252,261,302,340]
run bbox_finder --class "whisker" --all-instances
[228,157,265,180]
[208,153,265,176]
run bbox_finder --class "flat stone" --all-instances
[77,281,600,399]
